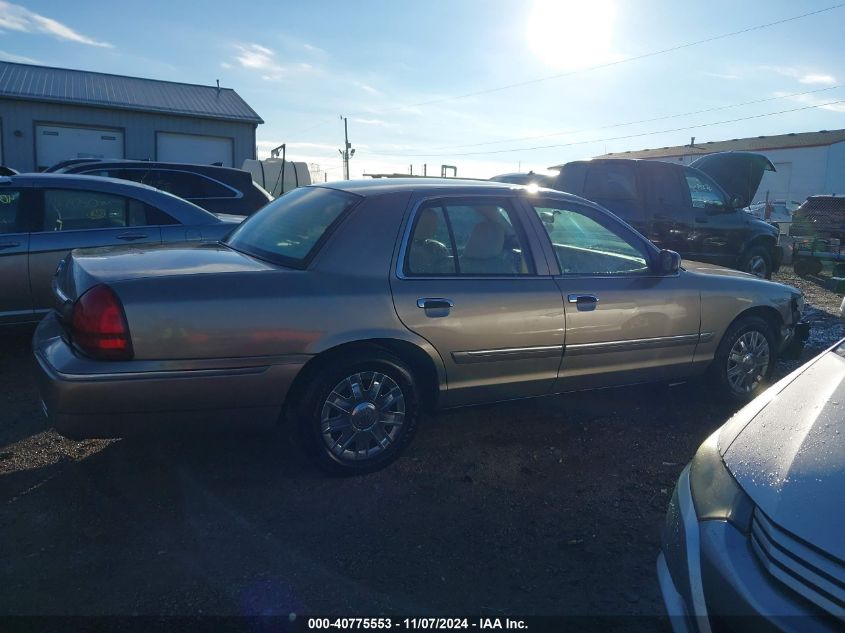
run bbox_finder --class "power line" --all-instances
[347,3,845,117]
[361,98,845,158]
[428,83,845,151]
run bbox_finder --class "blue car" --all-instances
[0,173,241,326]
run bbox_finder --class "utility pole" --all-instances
[338,115,354,180]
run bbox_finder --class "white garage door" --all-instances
[35,125,124,170]
[157,133,233,167]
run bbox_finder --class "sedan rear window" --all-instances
[224,186,359,267]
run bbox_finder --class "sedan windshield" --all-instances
[225,186,359,267]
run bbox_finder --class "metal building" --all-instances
[0,61,263,172]
[595,129,845,205]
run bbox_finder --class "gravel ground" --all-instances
[0,266,842,625]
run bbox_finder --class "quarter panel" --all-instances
[693,271,794,364]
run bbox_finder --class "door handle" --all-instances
[567,294,599,304]
[417,298,454,310]
[694,217,709,224]
[0,241,21,249]
[117,232,148,241]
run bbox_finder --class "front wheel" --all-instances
[710,316,776,403]
[296,351,420,476]
[739,246,773,279]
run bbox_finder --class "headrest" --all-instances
[463,221,505,259]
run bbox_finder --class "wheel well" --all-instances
[743,234,777,259]
[282,339,442,421]
[731,306,784,344]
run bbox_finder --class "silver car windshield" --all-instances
[225,186,359,267]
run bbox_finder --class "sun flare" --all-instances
[526,0,617,70]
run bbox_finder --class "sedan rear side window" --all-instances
[404,199,534,276]
[42,190,178,231]
[0,190,21,234]
[225,186,359,267]
[533,202,650,276]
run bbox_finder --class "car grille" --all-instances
[750,508,845,620]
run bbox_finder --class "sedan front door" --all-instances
[28,188,162,313]
[390,195,565,407]
[526,198,701,391]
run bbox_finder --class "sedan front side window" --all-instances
[533,202,650,276]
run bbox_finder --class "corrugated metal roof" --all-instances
[593,128,845,160]
[0,61,263,124]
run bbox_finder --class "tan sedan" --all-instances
[34,180,807,474]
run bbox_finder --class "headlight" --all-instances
[688,430,754,532]
[793,292,805,317]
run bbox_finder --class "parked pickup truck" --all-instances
[547,152,781,278]
[790,195,845,277]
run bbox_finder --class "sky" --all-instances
[1,0,844,181]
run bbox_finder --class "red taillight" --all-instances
[71,284,133,360]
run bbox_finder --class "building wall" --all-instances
[644,143,845,204]
[0,98,257,171]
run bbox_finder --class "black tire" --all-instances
[295,350,420,476]
[794,257,823,277]
[710,316,776,403]
[739,246,773,279]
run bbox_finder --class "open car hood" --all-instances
[690,152,776,208]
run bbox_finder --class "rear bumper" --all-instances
[33,313,309,439]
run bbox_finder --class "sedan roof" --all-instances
[319,177,578,199]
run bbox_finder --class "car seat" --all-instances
[408,208,452,274]
[460,221,514,274]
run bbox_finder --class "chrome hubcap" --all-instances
[320,372,405,461]
[727,331,770,393]
[746,255,767,277]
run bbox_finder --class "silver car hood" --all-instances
[722,348,845,560]
[683,260,756,279]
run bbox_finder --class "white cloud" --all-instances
[762,65,837,86]
[302,42,327,56]
[219,61,232,69]
[775,91,845,113]
[235,43,279,70]
[799,73,836,85]
[355,82,381,95]
[231,43,322,81]
[0,49,40,64]
[0,1,112,47]
[352,117,401,130]
[704,72,740,80]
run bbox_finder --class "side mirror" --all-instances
[730,195,745,209]
[658,249,681,275]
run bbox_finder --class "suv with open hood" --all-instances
[549,152,781,278]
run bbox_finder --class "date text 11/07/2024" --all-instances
[307,618,528,630]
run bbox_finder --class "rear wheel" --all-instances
[711,316,776,403]
[296,351,420,476]
[739,246,773,279]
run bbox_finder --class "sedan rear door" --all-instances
[28,188,163,313]
[0,187,35,324]
[525,197,701,391]
[390,195,565,407]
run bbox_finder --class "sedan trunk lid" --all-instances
[56,242,275,303]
